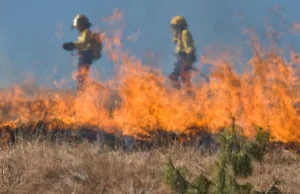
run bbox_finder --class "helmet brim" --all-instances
[71,22,91,30]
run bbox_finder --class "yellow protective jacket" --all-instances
[73,29,93,53]
[173,29,195,56]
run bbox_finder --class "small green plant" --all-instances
[163,159,211,194]
[162,118,282,194]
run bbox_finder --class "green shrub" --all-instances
[162,118,282,194]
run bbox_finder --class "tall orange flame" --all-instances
[0,9,299,143]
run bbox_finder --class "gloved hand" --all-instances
[62,42,75,51]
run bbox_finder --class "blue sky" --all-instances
[0,0,299,89]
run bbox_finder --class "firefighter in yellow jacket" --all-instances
[62,14,97,92]
[169,16,196,90]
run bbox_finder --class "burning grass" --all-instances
[1,40,299,146]
[0,140,299,194]
[0,9,300,145]
[0,45,299,144]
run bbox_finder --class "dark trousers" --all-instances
[77,50,93,92]
[169,56,193,90]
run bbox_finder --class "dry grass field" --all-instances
[0,140,299,194]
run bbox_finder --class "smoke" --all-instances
[0,49,19,87]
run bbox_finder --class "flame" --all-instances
[52,22,64,41]
[290,22,300,34]
[0,9,299,143]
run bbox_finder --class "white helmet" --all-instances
[72,14,91,28]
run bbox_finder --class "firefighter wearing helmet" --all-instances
[62,14,97,92]
[169,15,196,91]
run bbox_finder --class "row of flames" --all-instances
[0,9,299,143]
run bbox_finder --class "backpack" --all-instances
[90,32,103,60]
